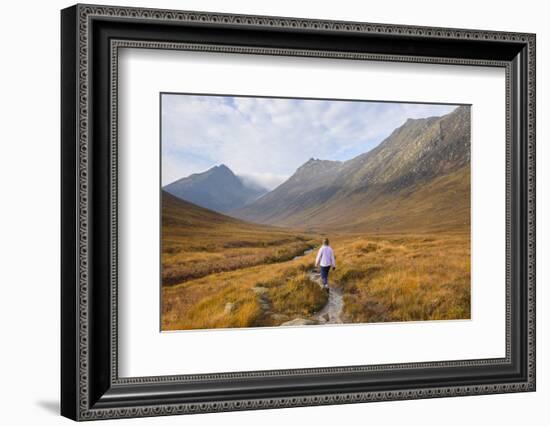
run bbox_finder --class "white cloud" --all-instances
[239,172,290,191]
[161,94,458,185]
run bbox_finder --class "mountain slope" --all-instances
[335,104,469,192]
[164,164,266,213]
[232,106,470,232]
[163,190,245,230]
[232,158,343,224]
[318,166,470,232]
[161,191,317,286]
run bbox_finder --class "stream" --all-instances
[309,269,344,324]
[290,247,344,325]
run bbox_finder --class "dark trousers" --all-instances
[320,266,331,286]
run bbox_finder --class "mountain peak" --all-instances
[402,115,435,126]
[299,158,322,168]
[210,163,234,175]
[164,164,266,213]
[298,158,341,170]
[292,159,343,183]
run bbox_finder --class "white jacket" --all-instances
[315,245,336,267]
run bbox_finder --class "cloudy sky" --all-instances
[161,94,458,189]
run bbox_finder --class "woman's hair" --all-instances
[323,238,329,246]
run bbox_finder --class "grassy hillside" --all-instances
[162,192,318,285]
[285,166,470,233]
[347,166,470,233]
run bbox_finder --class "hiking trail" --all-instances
[278,247,344,326]
[308,269,344,324]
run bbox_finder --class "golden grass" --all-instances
[162,232,470,330]
[162,255,327,330]
[161,192,470,330]
[331,233,470,323]
[162,192,318,285]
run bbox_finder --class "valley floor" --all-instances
[161,231,470,331]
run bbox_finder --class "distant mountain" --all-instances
[164,164,267,213]
[232,106,470,232]
[230,158,343,225]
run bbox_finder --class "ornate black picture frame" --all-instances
[61,4,536,421]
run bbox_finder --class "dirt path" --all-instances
[309,269,344,324]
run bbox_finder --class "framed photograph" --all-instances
[61,4,536,421]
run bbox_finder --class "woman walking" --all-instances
[315,238,336,290]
